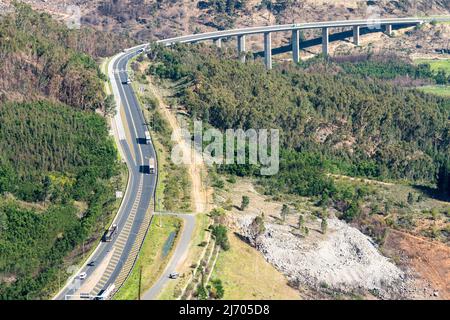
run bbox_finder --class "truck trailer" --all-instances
[148,158,156,174]
[144,131,151,144]
[103,224,117,242]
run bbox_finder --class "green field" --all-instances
[209,234,300,300]
[415,58,450,73]
[414,59,450,97]
[115,215,182,300]
[417,85,450,97]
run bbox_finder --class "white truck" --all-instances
[144,131,151,144]
[98,283,115,300]
[103,224,117,242]
[148,158,156,174]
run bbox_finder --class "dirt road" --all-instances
[148,82,210,214]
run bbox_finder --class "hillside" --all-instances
[139,43,450,299]
[0,2,135,106]
[0,5,120,299]
[6,0,450,41]
[148,44,449,182]
[145,45,450,243]
[0,101,118,299]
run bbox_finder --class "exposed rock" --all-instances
[238,215,409,298]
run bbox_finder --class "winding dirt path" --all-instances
[147,82,209,214]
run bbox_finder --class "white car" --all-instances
[169,272,179,279]
[78,272,87,280]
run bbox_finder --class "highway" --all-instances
[55,46,157,300]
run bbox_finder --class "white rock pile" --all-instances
[238,215,406,297]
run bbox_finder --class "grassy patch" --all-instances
[210,234,300,300]
[158,213,210,300]
[417,85,450,97]
[114,215,183,300]
[415,58,450,73]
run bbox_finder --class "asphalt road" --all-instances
[143,213,196,300]
[55,47,157,300]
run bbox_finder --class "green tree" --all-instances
[407,192,414,205]
[437,160,450,198]
[197,285,208,300]
[104,94,116,116]
[250,214,266,236]
[241,195,250,211]
[321,217,328,234]
[280,204,289,222]
[298,214,304,229]
[210,279,225,299]
[211,224,230,250]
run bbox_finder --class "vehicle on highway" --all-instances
[98,283,116,300]
[148,158,156,174]
[169,272,179,279]
[144,131,151,145]
[122,77,132,85]
[78,272,87,280]
[103,224,118,242]
[80,293,90,299]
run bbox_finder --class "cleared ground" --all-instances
[383,229,450,299]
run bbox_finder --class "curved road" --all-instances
[55,46,156,300]
[55,15,450,300]
[143,213,196,300]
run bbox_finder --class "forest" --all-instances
[0,4,120,299]
[147,44,450,203]
[0,2,134,109]
[0,102,118,299]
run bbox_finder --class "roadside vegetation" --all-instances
[115,216,182,300]
[146,44,450,246]
[210,233,299,299]
[130,56,191,212]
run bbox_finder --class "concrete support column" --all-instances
[292,29,300,63]
[264,32,272,70]
[322,27,329,56]
[353,25,360,46]
[385,24,392,36]
[214,38,222,48]
[237,35,246,62]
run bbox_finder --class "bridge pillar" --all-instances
[237,35,246,62]
[385,24,392,36]
[292,29,300,63]
[214,38,222,48]
[264,32,272,70]
[322,27,329,56]
[353,26,360,46]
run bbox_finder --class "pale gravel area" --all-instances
[237,215,408,298]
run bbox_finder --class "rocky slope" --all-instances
[238,215,411,299]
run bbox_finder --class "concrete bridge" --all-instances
[156,17,450,69]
